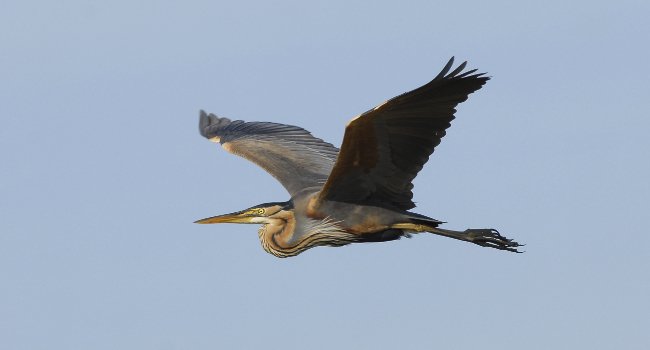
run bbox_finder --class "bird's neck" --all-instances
[257,210,298,258]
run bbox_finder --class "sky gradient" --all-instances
[2,1,649,349]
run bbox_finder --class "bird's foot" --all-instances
[465,228,523,253]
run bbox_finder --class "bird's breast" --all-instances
[304,199,400,235]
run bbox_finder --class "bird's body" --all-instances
[196,58,522,257]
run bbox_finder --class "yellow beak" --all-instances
[194,212,255,224]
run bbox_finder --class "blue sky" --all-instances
[2,1,649,349]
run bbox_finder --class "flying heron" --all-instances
[195,57,521,257]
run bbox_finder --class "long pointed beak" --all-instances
[194,212,255,224]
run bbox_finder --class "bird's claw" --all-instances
[466,228,523,253]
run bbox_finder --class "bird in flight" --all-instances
[196,57,521,257]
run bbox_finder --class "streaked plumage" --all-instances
[196,57,521,257]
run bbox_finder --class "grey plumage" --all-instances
[200,113,339,196]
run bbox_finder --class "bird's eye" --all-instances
[246,208,265,216]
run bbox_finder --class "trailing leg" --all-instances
[429,227,522,252]
[392,222,522,253]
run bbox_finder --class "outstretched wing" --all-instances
[317,58,490,210]
[199,111,339,197]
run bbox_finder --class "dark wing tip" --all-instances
[433,57,489,82]
[199,110,232,139]
[199,110,210,137]
[433,57,455,80]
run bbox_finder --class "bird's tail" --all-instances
[393,218,522,253]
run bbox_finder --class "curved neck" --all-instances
[258,209,299,258]
[257,210,354,258]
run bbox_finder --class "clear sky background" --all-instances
[2,1,649,349]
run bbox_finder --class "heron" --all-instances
[195,57,521,257]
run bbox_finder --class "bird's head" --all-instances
[194,201,291,225]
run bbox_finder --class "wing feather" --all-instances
[317,57,490,210]
[199,111,339,196]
